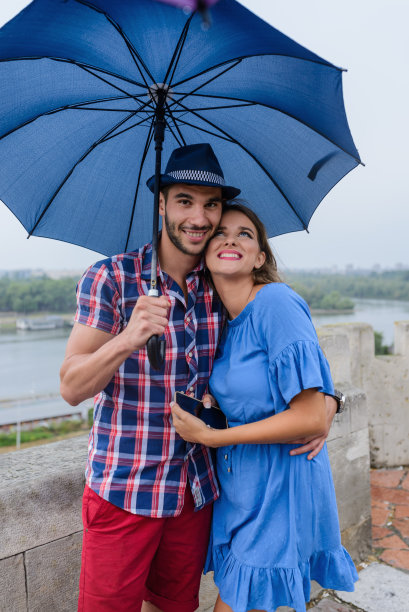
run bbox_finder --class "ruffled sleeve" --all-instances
[253,283,334,412]
[268,340,334,413]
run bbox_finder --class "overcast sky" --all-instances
[0,0,408,272]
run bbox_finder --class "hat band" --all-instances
[167,169,225,186]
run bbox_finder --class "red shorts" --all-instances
[78,485,212,612]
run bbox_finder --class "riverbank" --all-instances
[311,308,354,315]
[0,311,74,332]
[0,426,89,454]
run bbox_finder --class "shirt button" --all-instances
[188,351,193,358]
[186,316,190,323]
[190,387,194,393]
[227,468,231,473]
[224,454,228,460]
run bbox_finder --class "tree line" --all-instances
[285,270,409,305]
[0,276,78,313]
[1,269,408,314]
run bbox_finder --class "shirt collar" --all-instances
[140,241,205,280]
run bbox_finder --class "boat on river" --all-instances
[16,316,65,331]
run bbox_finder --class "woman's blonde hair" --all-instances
[221,201,282,284]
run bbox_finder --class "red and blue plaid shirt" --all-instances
[75,241,224,517]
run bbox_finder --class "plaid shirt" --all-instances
[75,241,224,517]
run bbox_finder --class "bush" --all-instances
[374,331,391,355]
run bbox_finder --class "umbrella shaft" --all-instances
[150,101,166,293]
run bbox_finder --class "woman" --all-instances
[171,203,358,612]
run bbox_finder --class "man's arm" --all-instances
[288,394,338,459]
[60,295,170,406]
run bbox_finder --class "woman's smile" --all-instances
[217,250,242,260]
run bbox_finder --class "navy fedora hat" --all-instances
[146,143,241,200]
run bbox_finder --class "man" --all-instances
[60,143,337,612]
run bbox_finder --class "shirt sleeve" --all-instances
[256,284,334,413]
[74,260,123,335]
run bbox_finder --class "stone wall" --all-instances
[0,372,372,610]
[0,437,86,612]
[319,321,409,467]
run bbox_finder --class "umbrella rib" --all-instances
[0,95,144,144]
[165,102,187,146]
[163,14,194,87]
[171,102,257,112]
[0,57,146,89]
[74,0,154,88]
[168,59,242,111]
[100,113,156,144]
[172,53,344,90]
[169,116,235,144]
[77,64,143,99]
[28,108,145,237]
[172,99,308,228]
[124,119,155,252]
[164,117,183,148]
[70,107,153,112]
[174,92,363,165]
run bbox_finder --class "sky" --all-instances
[0,0,408,272]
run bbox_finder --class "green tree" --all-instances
[374,331,390,355]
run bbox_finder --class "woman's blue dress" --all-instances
[205,283,358,612]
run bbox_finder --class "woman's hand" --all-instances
[170,402,212,445]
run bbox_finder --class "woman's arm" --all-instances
[171,388,327,448]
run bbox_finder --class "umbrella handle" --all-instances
[147,288,166,370]
[147,334,166,370]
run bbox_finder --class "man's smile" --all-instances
[182,227,210,242]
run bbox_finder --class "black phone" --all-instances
[174,392,204,417]
[174,392,227,430]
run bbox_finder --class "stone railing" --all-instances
[5,319,407,610]
[319,320,409,467]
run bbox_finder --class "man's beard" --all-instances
[164,211,213,256]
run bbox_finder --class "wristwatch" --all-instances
[326,389,346,414]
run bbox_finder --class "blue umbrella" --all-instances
[0,0,361,367]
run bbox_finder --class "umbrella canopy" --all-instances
[0,0,361,258]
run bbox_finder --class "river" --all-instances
[1,298,409,422]
[311,298,409,345]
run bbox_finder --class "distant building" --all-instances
[0,269,45,279]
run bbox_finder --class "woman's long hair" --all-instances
[221,201,282,284]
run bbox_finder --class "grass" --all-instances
[0,419,85,448]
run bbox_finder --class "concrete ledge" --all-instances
[326,385,372,560]
[0,436,87,559]
[0,554,27,612]
[26,532,82,612]
[319,321,409,467]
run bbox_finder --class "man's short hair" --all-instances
[160,185,172,203]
